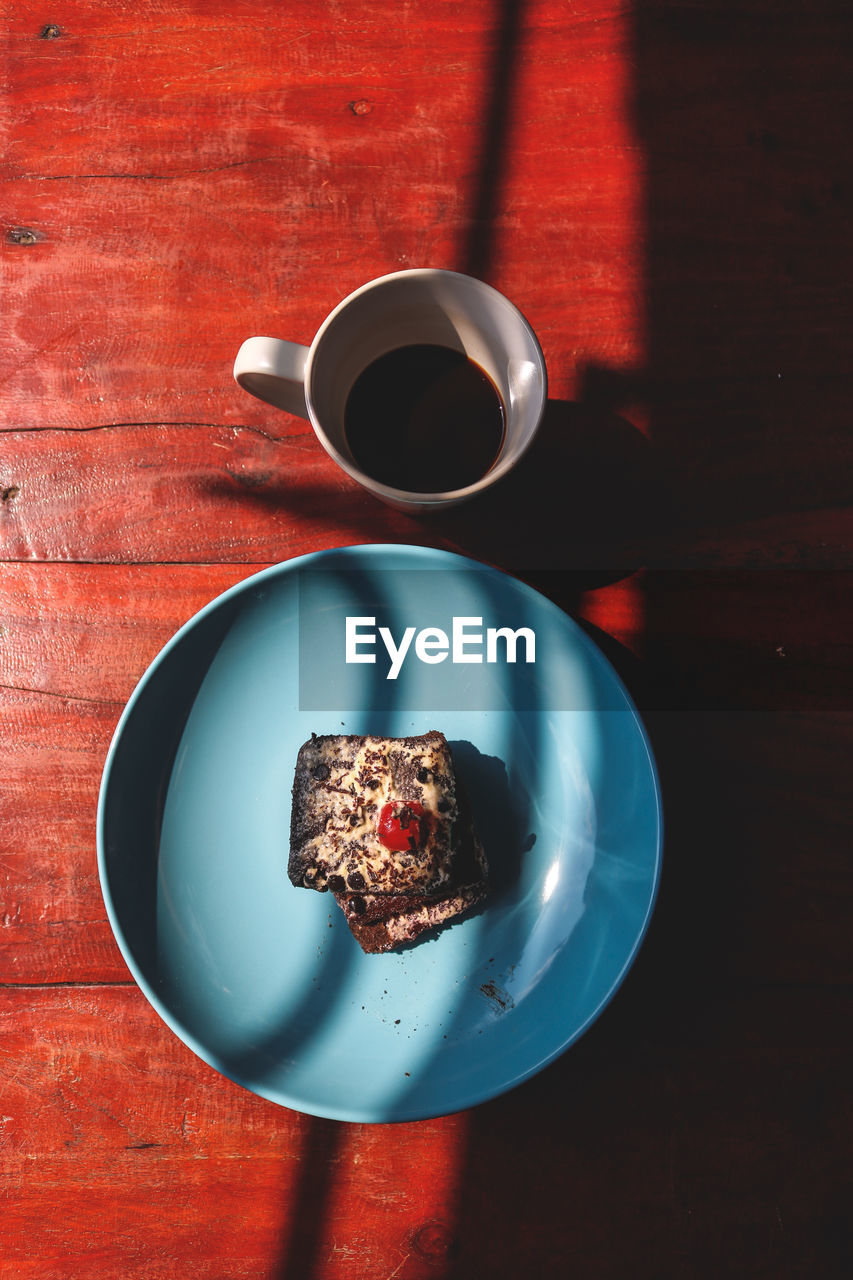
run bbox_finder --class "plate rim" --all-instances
[96,543,664,1121]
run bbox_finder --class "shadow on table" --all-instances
[270,0,853,1271]
[210,392,661,587]
[431,395,662,575]
[435,0,853,1274]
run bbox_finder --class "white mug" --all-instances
[233,268,547,513]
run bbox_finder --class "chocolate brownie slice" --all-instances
[334,835,488,954]
[342,878,488,954]
[289,730,488,952]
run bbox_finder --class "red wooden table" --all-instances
[2,3,851,1276]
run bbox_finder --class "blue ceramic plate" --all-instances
[97,545,662,1122]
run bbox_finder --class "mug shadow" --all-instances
[211,393,660,585]
[434,395,663,572]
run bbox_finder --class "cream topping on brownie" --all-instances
[289,732,459,895]
[334,835,487,925]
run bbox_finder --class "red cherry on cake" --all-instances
[377,800,424,851]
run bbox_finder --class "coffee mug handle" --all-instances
[233,337,310,419]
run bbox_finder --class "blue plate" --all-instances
[97,545,662,1122]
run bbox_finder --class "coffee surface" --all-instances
[344,344,505,493]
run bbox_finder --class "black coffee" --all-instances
[344,344,506,493]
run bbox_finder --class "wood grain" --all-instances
[0,985,469,1280]
[2,0,852,1275]
[3,413,851,567]
[1,564,253,983]
[1,686,124,983]
[1,0,639,428]
[1,977,850,1278]
[3,0,849,570]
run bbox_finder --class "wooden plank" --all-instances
[1,0,640,430]
[0,564,256,982]
[2,416,851,567]
[0,422,408,564]
[0,562,260,701]
[1,982,849,1277]
[575,569,853,711]
[3,1,849,568]
[453,979,853,1279]
[0,985,469,1280]
[0,687,125,982]
[639,709,853,988]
